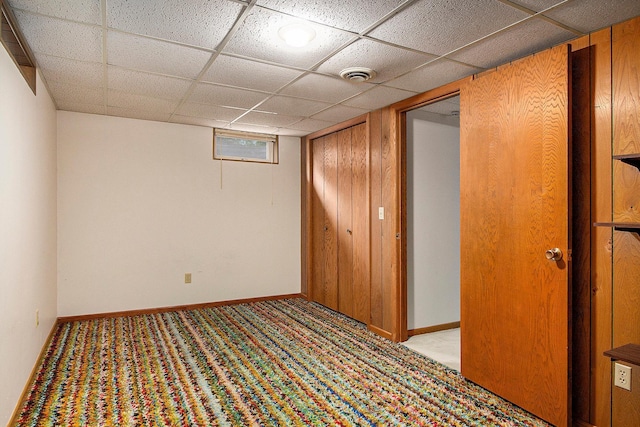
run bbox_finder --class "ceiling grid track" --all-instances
[5,0,639,135]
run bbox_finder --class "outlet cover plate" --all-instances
[614,362,632,391]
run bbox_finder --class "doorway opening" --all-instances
[401,95,461,371]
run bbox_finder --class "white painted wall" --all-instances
[406,110,460,330]
[0,48,58,424]
[57,112,301,316]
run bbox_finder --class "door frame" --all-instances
[387,78,468,342]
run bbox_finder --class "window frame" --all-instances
[213,128,279,164]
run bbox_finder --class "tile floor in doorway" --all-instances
[402,328,460,371]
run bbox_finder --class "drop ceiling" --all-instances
[6,0,640,136]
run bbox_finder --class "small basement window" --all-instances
[0,0,36,93]
[213,129,279,164]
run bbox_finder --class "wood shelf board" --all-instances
[613,154,640,170]
[604,344,640,366]
[593,222,640,233]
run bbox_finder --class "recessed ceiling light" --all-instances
[278,23,316,48]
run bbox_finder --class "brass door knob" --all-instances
[545,248,563,261]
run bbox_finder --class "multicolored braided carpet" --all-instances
[14,298,550,426]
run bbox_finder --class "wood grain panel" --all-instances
[338,128,354,318]
[613,160,640,222]
[311,137,326,305]
[460,45,571,427]
[570,44,592,425]
[352,123,370,324]
[380,106,397,338]
[611,16,640,427]
[324,132,339,311]
[612,231,640,347]
[369,110,384,329]
[589,27,613,427]
[613,16,640,156]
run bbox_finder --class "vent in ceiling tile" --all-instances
[339,67,376,82]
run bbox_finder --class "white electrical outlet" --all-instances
[614,362,632,391]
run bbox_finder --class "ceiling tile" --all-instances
[509,1,565,11]
[7,0,640,136]
[108,67,192,100]
[201,55,305,92]
[258,95,331,116]
[236,111,302,127]
[107,0,243,49]
[13,11,102,62]
[311,104,369,122]
[47,80,104,106]
[342,85,417,110]
[542,0,640,33]
[280,73,373,103]
[36,54,104,87]
[8,0,101,24]
[188,83,269,109]
[223,7,355,69]
[107,107,172,123]
[107,91,179,114]
[169,115,230,129]
[256,0,404,33]
[175,103,247,122]
[369,0,529,56]
[286,118,335,133]
[449,18,576,69]
[317,39,434,83]
[107,31,212,79]
[384,59,479,93]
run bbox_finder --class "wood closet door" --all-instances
[337,124,370,323]
[338,128,354,318]
[351,123,370,324]
[312,134,339,311]
[460,45,571,427]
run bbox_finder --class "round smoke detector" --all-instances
[339,67,377,82]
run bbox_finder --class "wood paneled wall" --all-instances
[588,27,614,427]
[368,106,401,340]
[301,14,640,427]
[611,16,640,427]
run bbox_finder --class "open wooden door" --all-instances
[460,45,571,427]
